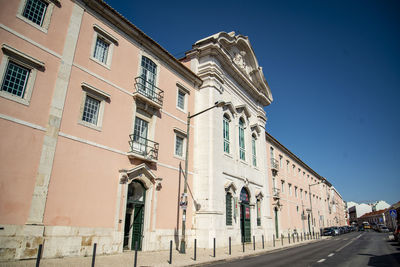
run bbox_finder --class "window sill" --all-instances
[239,160,248,165]
[226,226,234,230]
[0,91,30,106]
[176,106,187,114]
[78,120,102,132]
[16,14,48,34]
[173,154,185,161]
[223,152,233,159]
[90,57,111,70]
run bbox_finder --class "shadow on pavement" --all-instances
[358,253,400,266]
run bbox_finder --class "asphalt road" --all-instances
[209,231,400,267]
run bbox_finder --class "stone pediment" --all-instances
[191,32,273,106]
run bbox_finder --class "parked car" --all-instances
[323,227,335,236]
[331,227,340,235]
[394,224,400,242]
[378,225,389,233]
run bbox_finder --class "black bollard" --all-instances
[273,234,275,247]
[134,241,138,267]
[293,234,295,243]
[213,238,216,257]
[194,239,197,261]
[36,244,42,267]
[281,234,283,246]
[288,233,290,244]
[242,241,245,252]
[253,236,255,250]
[297,234,299,242]
[262,235,264,249]
[168,240,172,264]
[229,237,231,255]
[91,243,97,267]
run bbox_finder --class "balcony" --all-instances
[271,158,279,175]
[272,187,280,199]
[128,134,159,162]
[133,77,164,109]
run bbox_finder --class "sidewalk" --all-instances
[0,236,328,267]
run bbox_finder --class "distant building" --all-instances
[371,200,390,212]
[358,209,388,226]
[348,204,372,224]
[384,201,400,230]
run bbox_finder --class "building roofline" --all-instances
[81,0,202,87]
[265,131,336,189]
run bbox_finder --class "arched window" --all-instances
[239,118,245,160]
[257,198,261,226]
[223,114,230,153]
[252,134,257,166]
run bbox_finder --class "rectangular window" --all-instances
[223,116,230,153]
[295,186,298,198]
[177,89,185,110]
[252,136,256,166]
[288,183,292,196]
[279,155,282,167]
[226,193,232,226]
[1,61,30,98]
[23,0,48,26]
[300,189,303,199]
[175,135,184,157]
[93,37,110,64]
[82,95,100,125]
[286,161,289,172]
[281,180,285,193]
[132,117,149,153]
[239,120,245,160]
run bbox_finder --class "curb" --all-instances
[183,238,327,267]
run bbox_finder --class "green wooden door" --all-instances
[242,204,251,242]
[132,204,144,250]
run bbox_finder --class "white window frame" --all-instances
[173,128,187,159]
[238,118,246,161]
[17,0,57,33]
[0,44,44,105]
[251,134,257,167]
[223,114,231,154]
[176,83,189,113]
[295,186,298,198]
[281,180,285,193]
[78,82,110,131]
[90,24,118,69]
[288,183,292,196]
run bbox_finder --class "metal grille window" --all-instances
[239,119,245,160]
[177,90,185,110]
[93,37,110,64]
[82,95,100,125]
[252,135,256,166]
[23,0,48,26]
[223,116,230,153]
[257,199,261,226]
[226,192,232,225]
[175,135,184,157]
[1,61,30,98]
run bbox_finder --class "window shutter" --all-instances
[226,193,232,225]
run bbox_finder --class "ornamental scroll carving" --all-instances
[233,51,247,70]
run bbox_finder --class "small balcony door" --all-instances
[133,117,148,154]
[140,56,157,100]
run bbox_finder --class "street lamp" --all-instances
[180,100,226,254]
[308,182,321,234]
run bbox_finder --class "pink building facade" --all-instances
[0,0,201,259]
[266,133,346,238]
[0,0,346,261]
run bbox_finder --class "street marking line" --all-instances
[343,238,348,240]
[328,253,334,257]
[317,259,326,263]
[335,234,362,252]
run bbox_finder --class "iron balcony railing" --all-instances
[271,158,279,170]
[272,187,281,198]
[129,134,159,161]
[134,77,164,107]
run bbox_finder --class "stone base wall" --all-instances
[0,224,122,260]
[0,225,196,261]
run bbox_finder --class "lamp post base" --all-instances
[180,240,186,254]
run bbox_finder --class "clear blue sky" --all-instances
[105,0,400,205]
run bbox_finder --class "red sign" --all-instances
[245,207,250,219]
